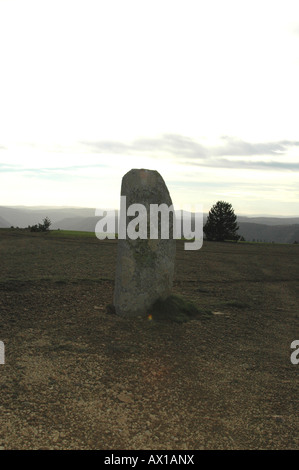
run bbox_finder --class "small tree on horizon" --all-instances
[41,216,51,231]
[204,201,239,242]
[30,216,51,232]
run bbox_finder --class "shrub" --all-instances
[29,217,51,232]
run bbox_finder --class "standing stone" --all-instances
[113,169,176,317]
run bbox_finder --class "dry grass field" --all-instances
[0,229,298,449]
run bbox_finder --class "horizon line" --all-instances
[1,204,299,219]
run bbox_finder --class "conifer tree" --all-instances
[204,201,239,241]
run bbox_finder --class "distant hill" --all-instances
[1,205,299,243]
[0,215,10,228]
[51,216,116,232]
[0,206,96,228]
[237,216,299,226]
[237,222,299,244]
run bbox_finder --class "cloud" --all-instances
[0,163,22,172]
[212,136,299,157]
[191,158,299,171]
[80,135,299,171]
[81,134,207,158]
[0,163,108,178]
[80,141,130,154]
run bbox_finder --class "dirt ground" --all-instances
[0,230,298,450]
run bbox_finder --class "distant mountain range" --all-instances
[1,205,299,243]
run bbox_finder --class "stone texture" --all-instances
[113,169,176,317]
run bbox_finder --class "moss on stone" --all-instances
[132,238,157,267]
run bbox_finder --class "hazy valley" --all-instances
[1,205,299,244]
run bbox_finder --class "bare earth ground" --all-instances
[0,229,298,450]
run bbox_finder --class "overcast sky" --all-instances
[0,0,299,215]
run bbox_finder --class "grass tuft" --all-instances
[148,294,211,323]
